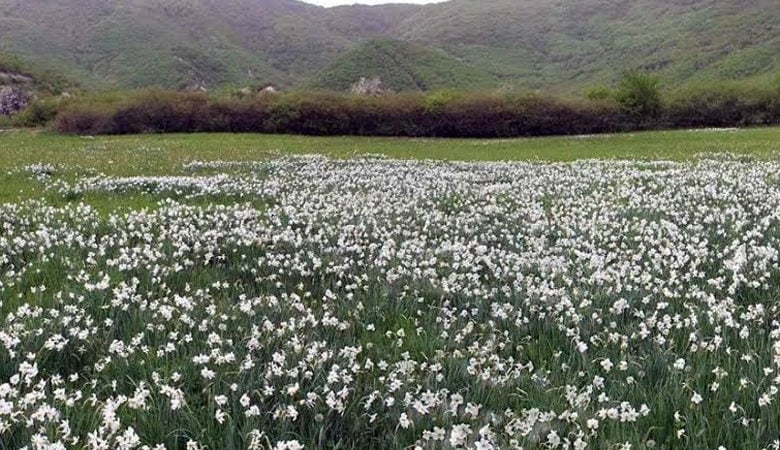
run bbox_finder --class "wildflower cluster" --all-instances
[0,86,30,116]
[1,155,780,448]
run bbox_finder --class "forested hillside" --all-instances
[0,0,776,91]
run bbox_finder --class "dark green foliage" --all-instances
[9,97,65,127]
[583,86,614,101]
[615,71,662,121]
[402,0,779,93]
[51,83,779,138]
[54,89,630,137]
[664,81,780,128]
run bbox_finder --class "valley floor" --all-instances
[1,126,779,204]
[0,127,779,449]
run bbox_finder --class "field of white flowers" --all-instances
[2,154,780,449]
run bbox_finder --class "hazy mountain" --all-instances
[0,0,777,92]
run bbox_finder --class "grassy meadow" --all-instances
[2,126,779,202]
[1,127,780,449]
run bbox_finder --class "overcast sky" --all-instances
[301,0,449,6]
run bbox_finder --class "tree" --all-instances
[0,86,30,116]
[615,71,661,119]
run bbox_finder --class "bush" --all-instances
[583,86,613,101]
[665,81,780,128]
[11,96,66,127]
[110,91,212,133]
[206,99,269,133]
[54,104,114,135]
[52,84,779,137]
[349,94,425,136]
[615,71,662,123]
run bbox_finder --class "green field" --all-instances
[2,126,778,207]
[1,127,778,168]
[2,128,780,449]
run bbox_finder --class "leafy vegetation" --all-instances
[47,81,779,137]
[665,80,780,128]
[50,89,620,137]
[615,71,662,121]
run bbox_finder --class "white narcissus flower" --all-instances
[274,441,303,450]
[399,412,411,429]
[4,154,780,448]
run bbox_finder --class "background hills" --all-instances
[0,0,778,93]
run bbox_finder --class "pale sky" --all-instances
[301,0,449,6]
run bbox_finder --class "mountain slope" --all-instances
[0,0,337,89]
[0,0,776,92]
[0,51,71,93]
[310,39,497,91]
[395,0,780,90]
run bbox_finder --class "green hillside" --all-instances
[310,39,497,91]
[0,51,71,93]
[0,0,332,89]
[392,0,780,92]
[0,0,777,92]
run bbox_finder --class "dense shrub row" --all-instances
[665,81,780,128]
[52,90,630,137]
[41,83,780,137]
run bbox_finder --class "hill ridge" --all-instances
[0,0,776,92]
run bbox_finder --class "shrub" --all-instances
[349,93,424,136]
[615,71,662,123]
[583,86,613,101]
[11,96,67,127]
[110,90,211,133]
[54,104,114,135]
[52,83,779,137]
[206,99,269,133]
[665,81,780,128]
[49,91,624,137]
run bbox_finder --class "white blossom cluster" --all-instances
[2,155,780,449]
[349,77,389,96]
[21,164,57,182]
[0,86,30,116]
